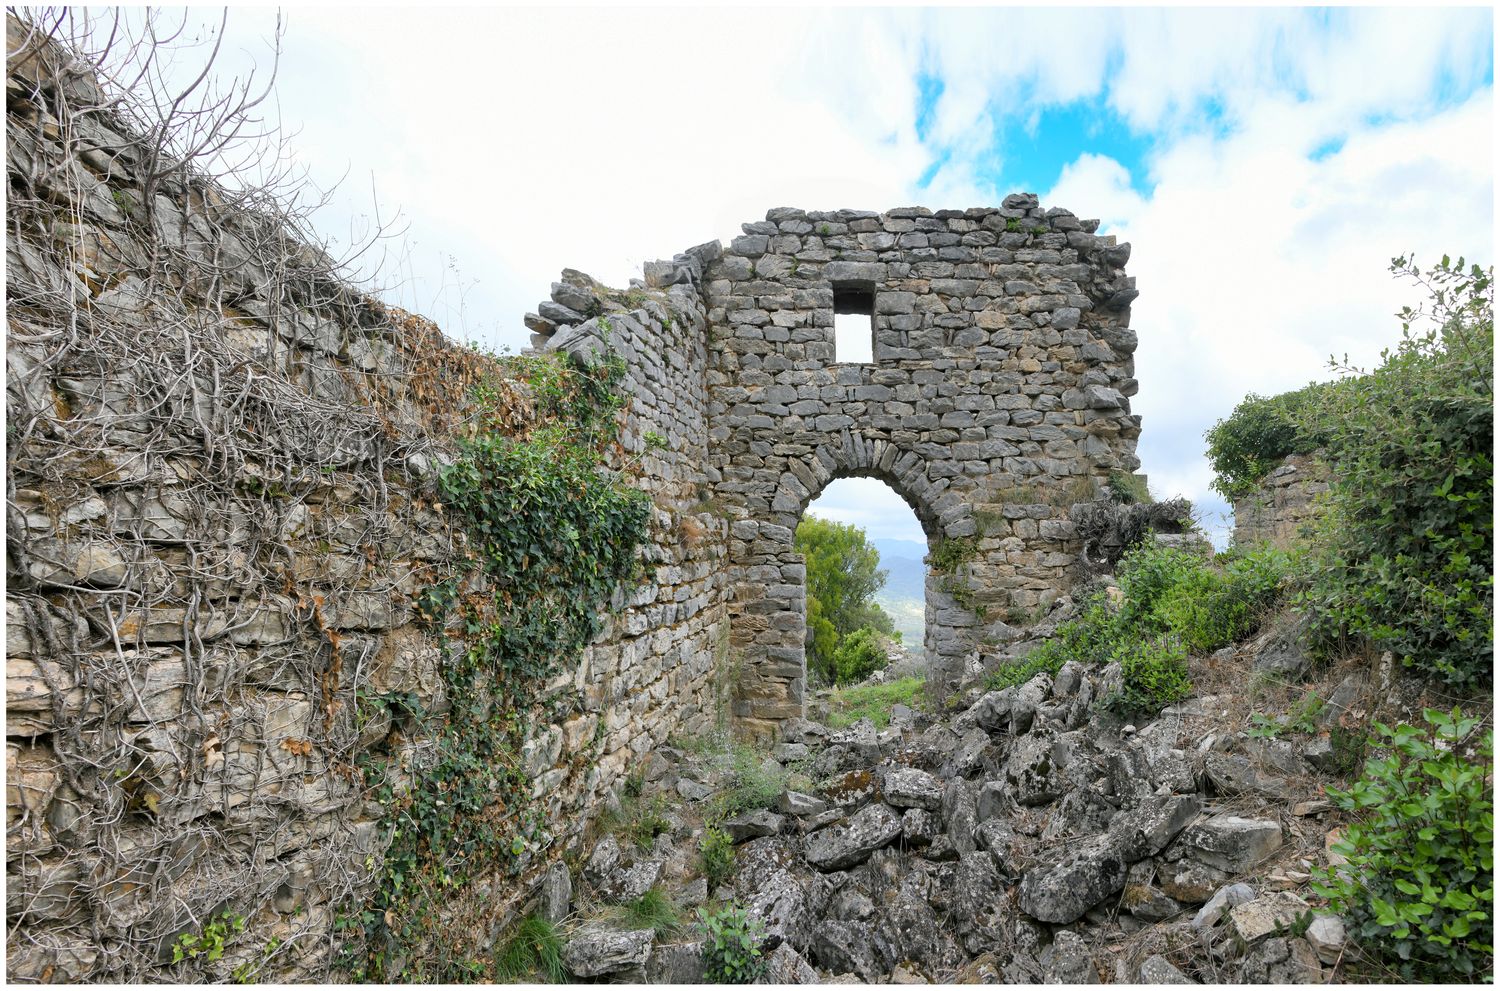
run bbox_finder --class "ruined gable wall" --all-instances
[702,202,1142,731]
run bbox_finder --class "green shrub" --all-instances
[832,627,889,684]
[1115,543,1204,630]
[1106,634,1191,715]
[699,828,736,890]
[493,915,566,982]
[1151,545,1293,653]
[985,593,1124,691]
[1294,257,1493,690]
[825,676,926,729]
[1205,380,1340,499]
[1009,544,1293,718]
[1314,708,1493,981]
[696,903,768,984]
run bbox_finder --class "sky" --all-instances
[109,5,1494,547]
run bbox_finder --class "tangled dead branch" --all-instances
[5,9,488,982]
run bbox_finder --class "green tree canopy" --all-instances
[795,516,896,684]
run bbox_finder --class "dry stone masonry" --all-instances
[1232,453,1330,549]
[537,201,1145,736]
[4,21,724,981]
[7,14,1147,979]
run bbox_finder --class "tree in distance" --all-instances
[795,516,898,685]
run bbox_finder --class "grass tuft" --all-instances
[493,915,566,983]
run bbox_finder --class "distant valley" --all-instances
[871,537,927,648]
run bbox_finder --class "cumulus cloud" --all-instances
[180,7,1489,548]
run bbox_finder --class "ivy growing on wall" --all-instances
[344,345,652,981]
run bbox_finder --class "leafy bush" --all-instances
[493,915,566,982]
[1151,545,1293,653]
[1008,543,1291,717]
[1314,708,1493,981]
[696,903,768,984]
[1106,634,1191,715]
[987,592,1122,691]
[1115,543,1205,629]
[699,828,736,890]
[1294,256,1493,690]
[1205,380,1340,499]
[832,627,889,684]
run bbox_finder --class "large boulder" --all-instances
[1178,815,1284,873]
[809,919,881,982]
[1005,732,1071,806]
[1138,955,1196,983]
[1234,937,1323,984]
[1039,930,1098,984]
[563,926,653,978]
[949,852,1009,954]
[803,804,903,871]
[723,809,783,843]
[763,942,819,983]
[1110,795,1201,860]
[735,836,828,954]
[1018,834,1129,924]
[883,767,944,811]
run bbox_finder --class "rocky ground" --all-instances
[532,605,1433,984]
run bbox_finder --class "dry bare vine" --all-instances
[5,8,490,981]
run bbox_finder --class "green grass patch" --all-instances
[493,915,566,983]
[825,676,926,729]
[612,887,682,937]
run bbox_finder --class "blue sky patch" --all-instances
[988,101,1154,197]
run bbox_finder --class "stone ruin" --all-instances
[4,13,1145,977]
[537,199,1143,736]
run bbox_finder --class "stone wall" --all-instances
[698,204,1142,733]
[5,13,1151,976]
[1232,454,1330,549]
[5,19,723,981]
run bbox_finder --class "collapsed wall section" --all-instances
[702,203,1142,732]
[4,18,724,982]
[1232,453,1330,549]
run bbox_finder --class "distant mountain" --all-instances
[878,555,926,601]
[872,537,928,563]
[869,537,928,647]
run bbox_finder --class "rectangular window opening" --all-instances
[833,285,875,363]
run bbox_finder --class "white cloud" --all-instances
[1047,89,1492,546]
[152,7,1490,549]
[806,478,927,545]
